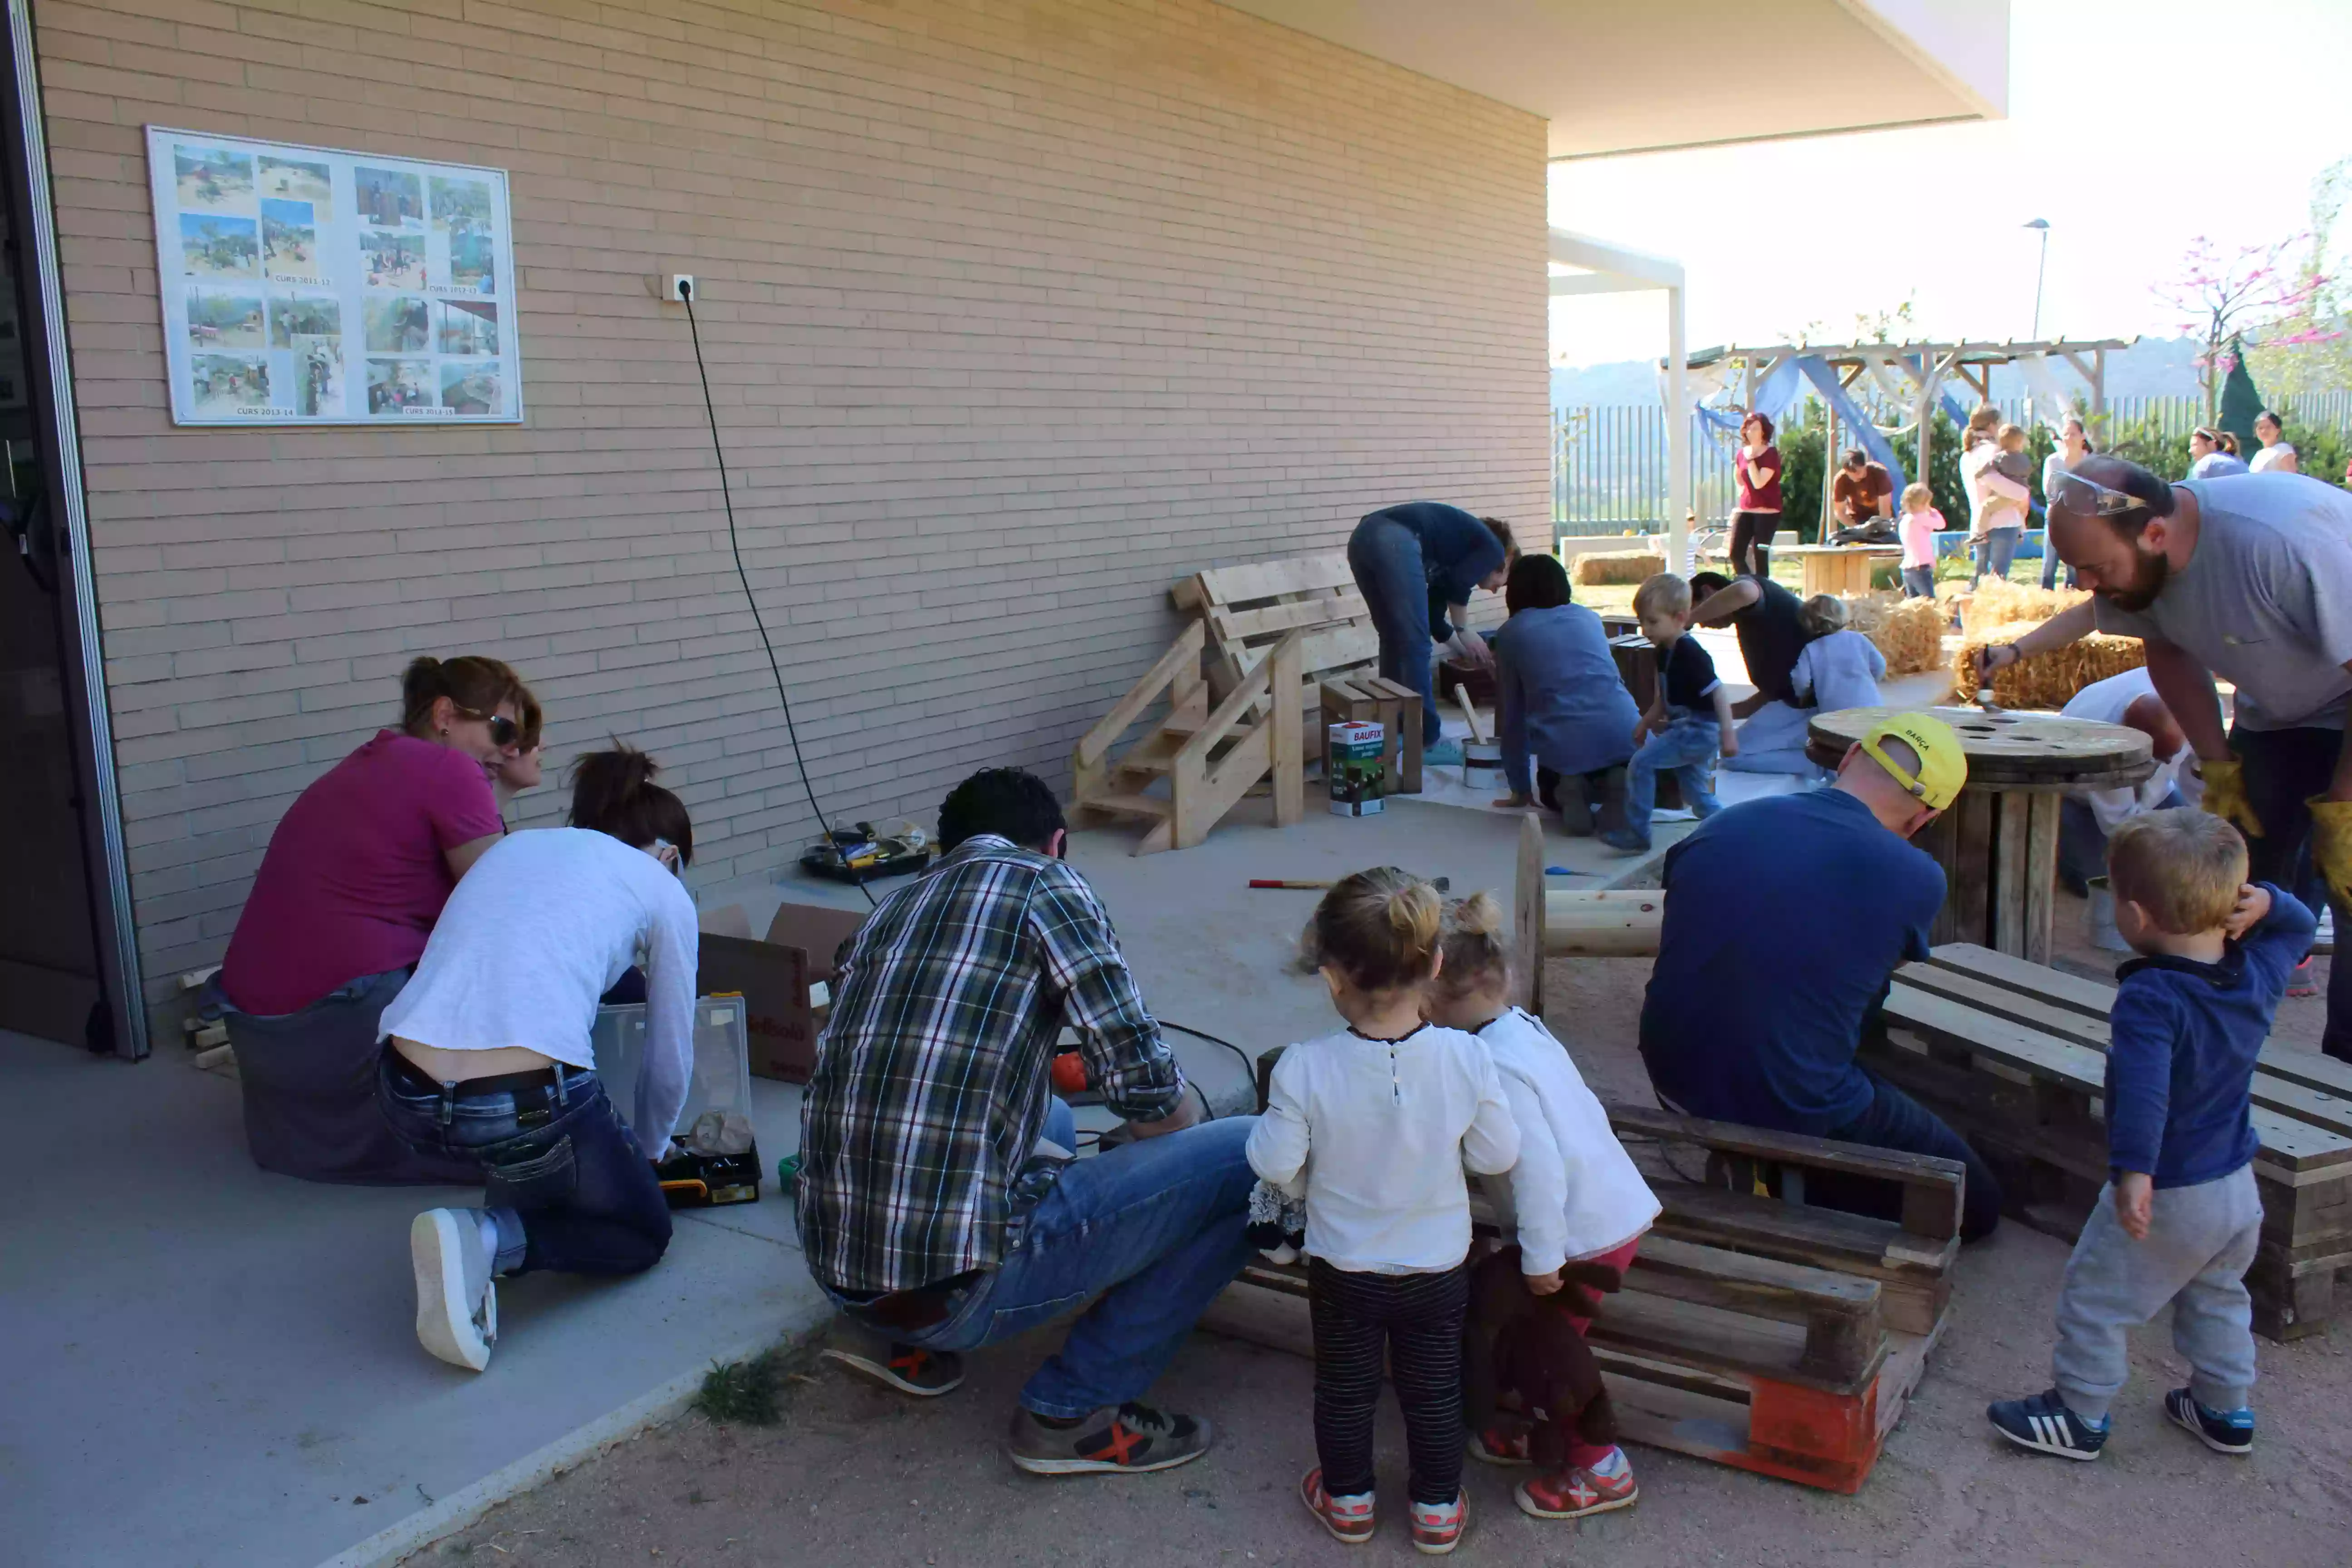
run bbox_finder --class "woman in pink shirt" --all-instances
[1729,412,1783,578]
[215,655,534,1183]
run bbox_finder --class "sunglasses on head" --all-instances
[2048,470,2149,519]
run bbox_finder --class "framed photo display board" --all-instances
[145,128,522,426]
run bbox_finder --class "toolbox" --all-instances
[591,993,763,1207]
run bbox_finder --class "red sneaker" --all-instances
[1408,1492,1467,1555]
[1298,1467,1375,1545]
[1516,1460,1639,1519]
[1467,1422,1532,1465]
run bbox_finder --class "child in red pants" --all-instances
[1430,893,1661,1519]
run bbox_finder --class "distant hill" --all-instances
[1553,337,2208,408]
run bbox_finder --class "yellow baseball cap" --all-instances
[1861,712,1968,811]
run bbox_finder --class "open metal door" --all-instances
[0,0,145,1057]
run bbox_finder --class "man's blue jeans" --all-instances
[376,1051,673,1276]
[1822,1072,2003,1242]
[1348,514,1446,746]
[832,1107,1260,1419]
[1622,715,1722,843]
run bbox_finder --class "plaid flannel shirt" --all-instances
[794,835,1185,1294]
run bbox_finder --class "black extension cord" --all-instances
[678,280,877,908]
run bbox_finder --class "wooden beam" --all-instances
[1514,812,1545,1013]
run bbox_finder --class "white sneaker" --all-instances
[411,1208,496,1371]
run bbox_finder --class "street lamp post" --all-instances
[2024,218,2051,339]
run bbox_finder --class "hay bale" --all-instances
[1842,592,1944,677]
[1960,579,2089,636]
[1571,549,1666,587]
[1952,622,2144,710]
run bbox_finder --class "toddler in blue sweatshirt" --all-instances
[1989,808,2313,1463]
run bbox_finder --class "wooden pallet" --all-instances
[1170,552,1379,718]
[1866,942,2352,1340]
[1212,1062,1964,1494]
[1068,623,1306,854]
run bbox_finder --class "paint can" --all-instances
[1461,736,1504,779]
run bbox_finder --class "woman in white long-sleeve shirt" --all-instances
[377,745,701,1372]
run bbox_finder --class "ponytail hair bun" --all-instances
[568,742,694,866]
[1310,867,1442,992]
[1434,890,1512,999]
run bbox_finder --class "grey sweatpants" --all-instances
[2053,1166,2261,1422]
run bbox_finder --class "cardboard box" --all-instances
[696,899,869,1083]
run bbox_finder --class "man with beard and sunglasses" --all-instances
[1978,459,2352,1062]
[210,654,537,1182]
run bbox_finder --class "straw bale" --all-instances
[1570,549,1666,587]
[1841,592,1945,676]
[1960,579,2090,636]
[1951,622,2144,710]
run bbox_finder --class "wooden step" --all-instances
[1079,791,1171,820]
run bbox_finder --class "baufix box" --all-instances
[696,900,868,1083]
[1328,720,1386,817]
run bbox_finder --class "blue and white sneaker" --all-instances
[1597,826,1651,854]
[2164,1388,2254,1455]
[1987,1390,2107,1460]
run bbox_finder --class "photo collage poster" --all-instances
[145,128,522,426]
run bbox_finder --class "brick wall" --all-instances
[35,0,1549,1014]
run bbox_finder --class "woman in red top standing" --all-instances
[1729,413,1783,578]
[213,655,535,1184]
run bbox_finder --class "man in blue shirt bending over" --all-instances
[1638,712,2004,1240]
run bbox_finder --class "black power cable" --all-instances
[1158,1018,1259,1091]
[678,280,876,908]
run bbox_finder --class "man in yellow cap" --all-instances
[1639,711,2003,1240]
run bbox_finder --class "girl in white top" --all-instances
[1426,893,1657,1519]
[2249,409,2299,473]
[1248,869,1517,1552]
[377,745,701,1373]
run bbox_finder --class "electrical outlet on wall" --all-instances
[668,274,695,303]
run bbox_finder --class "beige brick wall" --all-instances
[37,0,1548,1010]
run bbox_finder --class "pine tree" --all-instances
[2218,335,2264,456]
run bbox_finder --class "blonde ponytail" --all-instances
[1311,867,1443,991]
[1435,891,1512,999]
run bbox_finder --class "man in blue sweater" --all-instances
[1639,712,2005,1241]
[1989,810,2313,1462]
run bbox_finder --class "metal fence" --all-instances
[1552,391,2352,534]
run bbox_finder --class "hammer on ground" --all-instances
[1250,876,1451,892]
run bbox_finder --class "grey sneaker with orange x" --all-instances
[1007,1401,1213,1475]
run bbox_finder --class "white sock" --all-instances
[1588,1447,1629,1477]
[474,1210,501,1275]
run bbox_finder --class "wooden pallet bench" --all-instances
[1863,942,2352,1340]
[1207,1056,1964,1494]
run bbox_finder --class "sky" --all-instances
[1546,0,2352,367]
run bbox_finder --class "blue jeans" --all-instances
[1822,1072,2003,1242]
[1901,565,1936,599]
[2234,723,2350,1061]
[832,1105,1260,1418]
[1622,714,1721,843]
[376,1051,673,1276]
[2039,538,2077,590]
[1971,526,2019,586]
[1348,515,1445,746]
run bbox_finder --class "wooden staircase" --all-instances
[1070,622,1304,854]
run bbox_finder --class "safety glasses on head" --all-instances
[2047,470,2149,519]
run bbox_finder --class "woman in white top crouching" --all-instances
[1426,892,1659,1519]
[1247,869,1517,1553]
[376,745,701,1372]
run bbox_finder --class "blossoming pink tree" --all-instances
[2153,235,2332,422]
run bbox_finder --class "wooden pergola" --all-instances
[1686,337,2137,529]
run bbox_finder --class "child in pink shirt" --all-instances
[1897,483,1944,600]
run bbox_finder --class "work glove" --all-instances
[2308,797,2352,911]
[2197,755,2262,839]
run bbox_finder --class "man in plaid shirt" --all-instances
[797,769,1258,1476]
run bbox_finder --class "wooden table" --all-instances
[1806,706,2153,963]
[1781,544,1903,598]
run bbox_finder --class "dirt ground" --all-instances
[411,897,2349,1568]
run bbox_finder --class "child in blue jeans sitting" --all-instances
[1602,573,1734,853]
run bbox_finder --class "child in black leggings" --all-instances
[1247,869,1519,1555]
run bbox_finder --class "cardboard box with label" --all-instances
[696,900,869,1083]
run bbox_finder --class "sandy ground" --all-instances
[408,899,2348,1568]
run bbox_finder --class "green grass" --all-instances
[693,1345,793,1426]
